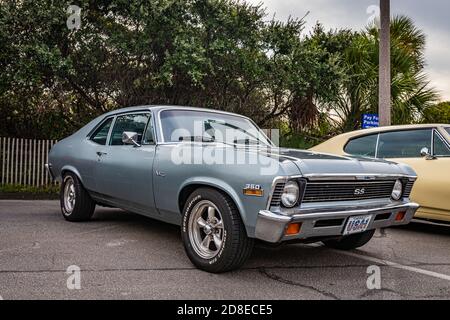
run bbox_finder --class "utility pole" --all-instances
[379,0,391,126]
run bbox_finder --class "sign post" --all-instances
[379,0,391,126]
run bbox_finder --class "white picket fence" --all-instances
[0,138,58,186]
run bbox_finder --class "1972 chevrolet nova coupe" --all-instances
[47,106,419,272]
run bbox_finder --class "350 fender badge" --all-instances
[243,184,263,197]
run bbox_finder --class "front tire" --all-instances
[181,188,254,273]
[322,229,376,250]
[60,172,96,222]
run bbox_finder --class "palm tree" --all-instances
[330,16,439,132]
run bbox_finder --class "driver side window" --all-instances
[109,113,151,146]
[377,129,432,158]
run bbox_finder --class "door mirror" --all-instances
[122,131,140,147]
[420,147,430,157]
[420,147,435,160]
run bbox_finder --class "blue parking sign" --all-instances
[362,114,379,129]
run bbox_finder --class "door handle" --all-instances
[96,151,107,156]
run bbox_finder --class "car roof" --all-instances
[103,105,248,119]
[336,123,449,139]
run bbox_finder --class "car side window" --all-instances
[434,131,450,156]
[90,117,113,145]
[377,129,432,158]
[344,134,377,157]
[142,114,155,144]
[110,113,150,146]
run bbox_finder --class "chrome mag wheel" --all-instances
[63,176,76,215]
[188,200,224,259]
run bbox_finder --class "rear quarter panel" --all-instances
[390,157,450,221]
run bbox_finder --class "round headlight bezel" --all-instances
[281,181,300,208]
[391,179,403,200]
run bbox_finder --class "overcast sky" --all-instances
[248,0,450,101]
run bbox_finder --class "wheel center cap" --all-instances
[204,224,213,235]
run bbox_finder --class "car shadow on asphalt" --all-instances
[397,222,450,236]
[90,207,336,265]
[87,207,448,268]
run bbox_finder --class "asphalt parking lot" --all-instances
[0,200,449,300]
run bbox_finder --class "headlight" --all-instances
[391,179,403,200]
[281,181,300,208]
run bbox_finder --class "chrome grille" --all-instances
[269,182,285,207]
[302,180,396,203]
[403,180,415,198]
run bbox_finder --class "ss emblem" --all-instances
[354,188,366,195]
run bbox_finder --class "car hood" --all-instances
[255,147,411,177]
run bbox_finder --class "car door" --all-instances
[83,116,115,191]
[376,128,450,220]
[94,112,158,215]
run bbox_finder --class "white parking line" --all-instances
[332,249,450,282]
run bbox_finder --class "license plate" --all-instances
[343,215,372,235]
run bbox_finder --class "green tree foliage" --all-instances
[0,0,345,138]
[421,102,450,124]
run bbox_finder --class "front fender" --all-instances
[179,177,248,227]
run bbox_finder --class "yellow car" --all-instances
[311,124,450,224]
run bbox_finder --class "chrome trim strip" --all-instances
[302,173,417,181]
[375,133,380,158]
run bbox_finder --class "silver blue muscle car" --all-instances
[47,105,419,272]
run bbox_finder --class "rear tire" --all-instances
[322,229,375,250]
[60,172,96,222]
[181,188,254,273]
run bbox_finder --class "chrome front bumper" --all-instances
[255,202,419,243]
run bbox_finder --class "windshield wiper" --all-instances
[179,136,239,148]
[179,136,215,142]
[206,120,271,147]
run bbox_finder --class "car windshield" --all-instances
[445,127,450,136]
[159,110,272,146]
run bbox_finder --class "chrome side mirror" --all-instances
[420,147,435,160]
[122,131,140,147]
[420,147,430,157]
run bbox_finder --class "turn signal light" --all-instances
[395,211,406,221]
[243,189,264,197]
[285,223,302,235]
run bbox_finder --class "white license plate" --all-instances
[343,215,372,235]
